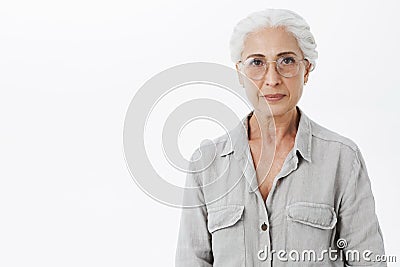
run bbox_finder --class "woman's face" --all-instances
[237,26,311,117]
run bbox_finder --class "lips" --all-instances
[261,93,286,102]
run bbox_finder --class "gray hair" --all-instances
[230,8,318,71]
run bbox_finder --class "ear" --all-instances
[235,63,244,87]
[303,61,312,84]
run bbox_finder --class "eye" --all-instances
[281,56,296,65]
[248,58,265,67]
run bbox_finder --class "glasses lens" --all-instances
[242,56,301,79]
[243,57,266,80]
[277,56,300,77]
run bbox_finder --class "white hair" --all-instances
[230,8,318,71]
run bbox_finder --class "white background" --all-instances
[1,0,399,266]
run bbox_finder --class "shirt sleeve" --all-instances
[175,150,213,266]
[337,147,386,266]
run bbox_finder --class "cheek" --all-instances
[285,79,304,99]
[243,79,262,105]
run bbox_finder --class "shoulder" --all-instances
[190,115,246,161]
[310,119,359,153]
[190,132,233,163]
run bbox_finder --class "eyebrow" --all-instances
[245,51,298,59]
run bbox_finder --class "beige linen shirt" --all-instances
[175,107,386,266]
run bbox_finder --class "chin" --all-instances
[254,102,294,118]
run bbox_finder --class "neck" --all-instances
[248,107,299,143]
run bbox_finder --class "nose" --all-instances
[264,62,281,87]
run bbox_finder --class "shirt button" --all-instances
[261,222,268,231]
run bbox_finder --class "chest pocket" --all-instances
[207,205,245,266]
[286,202,337,253]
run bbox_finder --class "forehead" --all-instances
[241,26,303,59]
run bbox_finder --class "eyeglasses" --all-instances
[237,55,308,80]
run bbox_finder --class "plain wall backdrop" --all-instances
[0,0,399,266]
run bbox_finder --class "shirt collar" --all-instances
[220,106,312,163]
[295,106,312,162]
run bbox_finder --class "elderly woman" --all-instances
[176,8,386,266]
